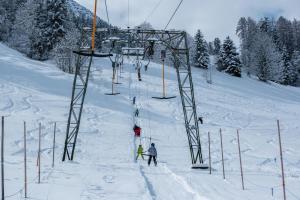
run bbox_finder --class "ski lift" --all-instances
[145,37,158,58]
[108,36,121,49]
[191,163,210,170]
[105,61,120,95]
[73,49,113,57]
[112,54,123,84]
[152,49,176,100]
[122,47,144,57]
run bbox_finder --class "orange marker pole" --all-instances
[92,0,98,51]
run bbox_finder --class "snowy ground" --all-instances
[0,43,300,200]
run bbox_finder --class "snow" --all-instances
[0,43,300,199]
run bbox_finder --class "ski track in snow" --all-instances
[1,44,300,199]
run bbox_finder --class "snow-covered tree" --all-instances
[276,16,294,55]
[53,23,80,73]
[8,0,39,54]
[251,32,280,82]
[213,37,221,55]
[292,51,300,73]
[47,0,67,47]
[193,30,209,69]
[29,0,67,60]
[0,0,27,41]
[217,36,241,77]
[279,47,298,85]
[236,17,258,69]
[292,19,300,52]
[29,2,52,60]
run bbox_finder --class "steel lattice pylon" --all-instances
[126,29,203,164]
[62,50,93,161]
[173,34,203,164]
[62,28,203,165]
[62,27,112,161]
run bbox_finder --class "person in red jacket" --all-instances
[133,125,141,137]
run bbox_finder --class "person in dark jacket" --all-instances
[147,143,157,166]
[135,109,139,117]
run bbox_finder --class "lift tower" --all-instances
[124,29,204,165]
[62,0,112,161]
[62,1,204,165]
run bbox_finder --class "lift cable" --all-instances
[127,0,130,27]
[164,0,184,30]
[144,0,165,23]
[104,0,110,28]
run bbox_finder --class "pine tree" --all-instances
[251,32,280,82]
[9,0,39,54]
[217,36,241,77]
[292,51,300,73]
[0,0,26,41]
[237,17,258,69]
[213,38,221,55]
[279,48,298,85]
[29,2,52,60]
[276,16,294,55]
[193,30,209,69]
[47,0,67,47]
[292,19,300,52]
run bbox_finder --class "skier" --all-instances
[198,117,203,124]
[135,109,139,117]
[147,143,157,166]
[137,67,142,81]
[136,144,144,160]
[133,125,141,137]
[133,96,136,105]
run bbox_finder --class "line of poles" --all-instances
[206,120,287,199]
[1,117,57,199]
[0,117,290,200]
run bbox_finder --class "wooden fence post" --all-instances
[38,123,41,184]
[24,122,27,198]
[1,117,5,200]
[237,129,245,190]
[208,132,211,174]
[220,129,225,180]
[52,122,56,168]
[277,120,286,200]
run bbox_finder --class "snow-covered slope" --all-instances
[0,43,300,200]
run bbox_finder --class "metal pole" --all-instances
[220,128,225,179]
[277,120,286,200]
[162,61,165,97]
[38,123,41,184]
[237,129,245,190]
[24,122,27,198]
[91,0,98,50]
[208,132,211,174]
[1,116,4,200]
[52,122,56,168]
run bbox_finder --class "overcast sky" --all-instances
[75,0,300,43]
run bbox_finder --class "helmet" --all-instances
[151,143,155,146]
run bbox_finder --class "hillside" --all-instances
[0,43,300,200]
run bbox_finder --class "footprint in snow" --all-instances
[103,175,115,183]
